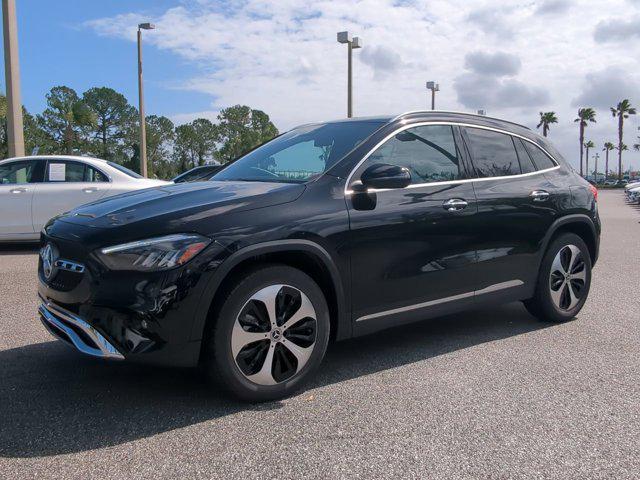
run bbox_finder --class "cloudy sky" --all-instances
[8,0,640,170]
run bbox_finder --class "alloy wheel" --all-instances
[549,244,587,311]
[231,284,317,385]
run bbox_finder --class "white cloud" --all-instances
[85,0,640,170]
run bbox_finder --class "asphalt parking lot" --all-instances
[0,189,638,479]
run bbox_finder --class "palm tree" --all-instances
[537,111,558,137]
[603,142,615,181]
[584,140,595,178]
[574,108,596,176]
[616,143,628,179]
[611,99,636,179]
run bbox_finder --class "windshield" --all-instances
[213,121,385,183]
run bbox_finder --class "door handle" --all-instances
[82,187,98,193]
[443,198,468,212]
[530,190,550,202]
[9,187,27,194]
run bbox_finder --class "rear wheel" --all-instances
[204,265,330,401]
[524,233,592,323]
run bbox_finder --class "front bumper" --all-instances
[39,296,124,360]
[37,229,231,367]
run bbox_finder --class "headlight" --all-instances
[97,234,211,271]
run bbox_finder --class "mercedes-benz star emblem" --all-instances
[41,243,55,280]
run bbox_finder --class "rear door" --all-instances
[348,124,479,332]
[0,159,45,237]
[32,160,111,231]
[461,126,558,300]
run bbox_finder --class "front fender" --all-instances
[188,239,349,345]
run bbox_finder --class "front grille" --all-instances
[39,236,89,291]
[42,269,83,291]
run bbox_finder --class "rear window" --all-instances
[107,161,143,179]
[464,127,521,177]
[46,161,109,182]
[523,142,556,170]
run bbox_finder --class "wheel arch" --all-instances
[541,214,599,266]
[191,240,350,352]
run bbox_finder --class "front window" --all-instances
[214,121,385,183]
[0,160,44,184]
[357,125,462,184]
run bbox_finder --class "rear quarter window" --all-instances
[524,142,556,170]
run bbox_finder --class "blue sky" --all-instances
[0,0,213,117]
[2,0,640,170]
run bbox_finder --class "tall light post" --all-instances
[337,31,362,118]
[594,152,600,183]
[426,81,439,110]
[2,0,24,157]
[137,22,155,177]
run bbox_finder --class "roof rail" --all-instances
[391,110,531,131]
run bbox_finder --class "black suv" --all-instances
[38,111,600,401]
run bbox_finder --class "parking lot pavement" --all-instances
[0,189,638,479]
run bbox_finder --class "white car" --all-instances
[625,180,640,191]
[626,185,640,203]
[0,155,169,241]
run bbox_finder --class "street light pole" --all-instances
[137,23,155,177]
[337,32,362,118]
[2,0,24,157]
[594,153,599,183]
[426,81,439,110]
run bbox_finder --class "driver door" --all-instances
[346,124,479,333]
[0,159,45,238]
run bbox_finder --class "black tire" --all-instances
[203,264,330,402]
[524,232,592,323]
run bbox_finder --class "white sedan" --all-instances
[0,155,169,242]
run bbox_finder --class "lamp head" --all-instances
[337,31,351,44]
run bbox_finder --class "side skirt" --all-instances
[352,280,530,337]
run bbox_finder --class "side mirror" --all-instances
[359,163,411,190]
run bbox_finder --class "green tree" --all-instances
[122,115,176,178]
[574,108,596,177]
[216,105,278,163]
[0,94,53,158]
[603,142,615,181]
[537,111,558,137]
[173,118,219,172]
[611,99,636,179]
[82,87,136,160]
[38,86,95,154]
[584,140,594,177]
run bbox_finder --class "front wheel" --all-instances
[204,265,330,402]
[524,233,592,323]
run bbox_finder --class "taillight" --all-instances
[589,184,598,201]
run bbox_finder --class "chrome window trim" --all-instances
[355,280,524,322]
[344,121,560,195]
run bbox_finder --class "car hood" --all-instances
[54,180,305,231]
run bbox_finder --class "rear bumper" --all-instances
[39,296,124,360]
